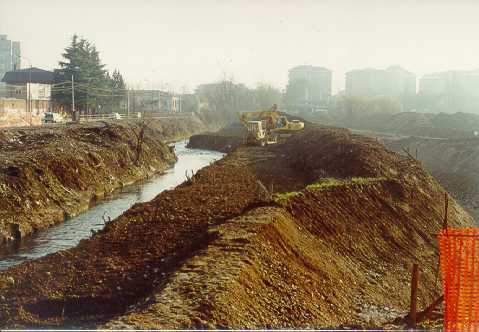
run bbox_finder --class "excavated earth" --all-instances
[187,123,245,153]
[0,116,207,247]
[385,136,479,222]
[0,125,474,329]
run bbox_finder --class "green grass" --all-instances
[306,178,345,190]
[273,191,303,202]
[350,176,387,184]
[273,191,303,203]
[274,176,387,204]
[305,176,387,191]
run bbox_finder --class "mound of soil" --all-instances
[0,116,206,247]
[187,122,246,152]
[0,126,473,328]
[105,176,465,329]
[332,111,479,139]
[385,136,479,221]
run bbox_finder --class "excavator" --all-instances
[238,104,304,146]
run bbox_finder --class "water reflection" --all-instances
[0,141,224,270]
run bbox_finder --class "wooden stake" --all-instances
[409,263,419,328]
[434,193,449,290]
[442,193,449,230]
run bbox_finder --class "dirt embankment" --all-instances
[0,126,473,328]
[148,115,207,143]
[301,110,479,139]
[187,133,242,153]
[385,136,479,221]
[187,123,245,153]
[0,116,206,247]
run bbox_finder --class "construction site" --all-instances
[3,0,479,328]
[0,105,477,330]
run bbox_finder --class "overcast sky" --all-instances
[1,0,478,93]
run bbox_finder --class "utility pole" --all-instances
[25,70,29,125]
[86,78,91,115]
[15,55,31,126]
[127,89,130,118]
[28,65,32,126]
[111,87,114,115]
[86,85,89,115]
[71,74,75,119]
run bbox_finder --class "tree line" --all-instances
[52,35,292,118]
[194,80,284,124]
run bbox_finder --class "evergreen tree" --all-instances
[110,69,126,111]
[52,35,120,114]
[112,69,125,90]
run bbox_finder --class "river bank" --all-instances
[0,141,224,271]
[0,126,473,328]
[0,116,207,247]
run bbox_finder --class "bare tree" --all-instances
[129,120,148,166]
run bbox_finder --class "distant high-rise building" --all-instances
[418,70,479,113]
[285,65,332,110]
[345,66,416,110]
[12,41,21,71]
[0,34,21,80]
[346,68,387,97]
[345,66,416,99]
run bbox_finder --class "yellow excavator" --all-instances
[239,104,304,146]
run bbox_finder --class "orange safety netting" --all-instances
[439,228,479,331]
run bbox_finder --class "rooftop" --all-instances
[289,65,332,73]
[420,70,479,80]
[1,67,54,84]
[347,66,415,76]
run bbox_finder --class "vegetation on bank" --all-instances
[273,176,387,203]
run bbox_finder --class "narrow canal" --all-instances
[0,141,224,270]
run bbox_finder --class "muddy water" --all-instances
[0,141,224,271]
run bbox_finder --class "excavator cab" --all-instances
[244,121,267,146]
[276,116,288,128]
[246,121,266,140]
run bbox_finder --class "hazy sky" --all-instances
[1,0,478,92]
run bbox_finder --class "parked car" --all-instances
[42,112,64,124]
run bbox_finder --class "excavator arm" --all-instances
[238,105,281,131]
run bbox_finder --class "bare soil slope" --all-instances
[311,111,479,139]
[0,126,473,328]
[385,136,479,221]
[0,116,206,247]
